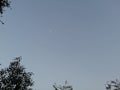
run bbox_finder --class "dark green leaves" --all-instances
[0,57,34,90]
[0,0,10,14]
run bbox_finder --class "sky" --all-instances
[0,0,120,90]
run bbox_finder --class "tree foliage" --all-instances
[105,79,120,90]
[53,81,73,90]
[0,0,11,24]
[0,57,34,90]
[0,0,10,14]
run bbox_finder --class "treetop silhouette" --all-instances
[0,0,11,24]
[0,57,34,90]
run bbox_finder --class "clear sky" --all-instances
[0,0,120,90]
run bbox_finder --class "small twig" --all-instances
[0,20,4,24]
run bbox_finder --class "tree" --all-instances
[0,57,34,90]
[105,79,120,90]
[0,0,10,14]
[53,81,73,90]
[0,0,11,24]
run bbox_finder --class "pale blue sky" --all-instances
[0,0,120,90]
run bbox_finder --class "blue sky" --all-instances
[0,0,120,90]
